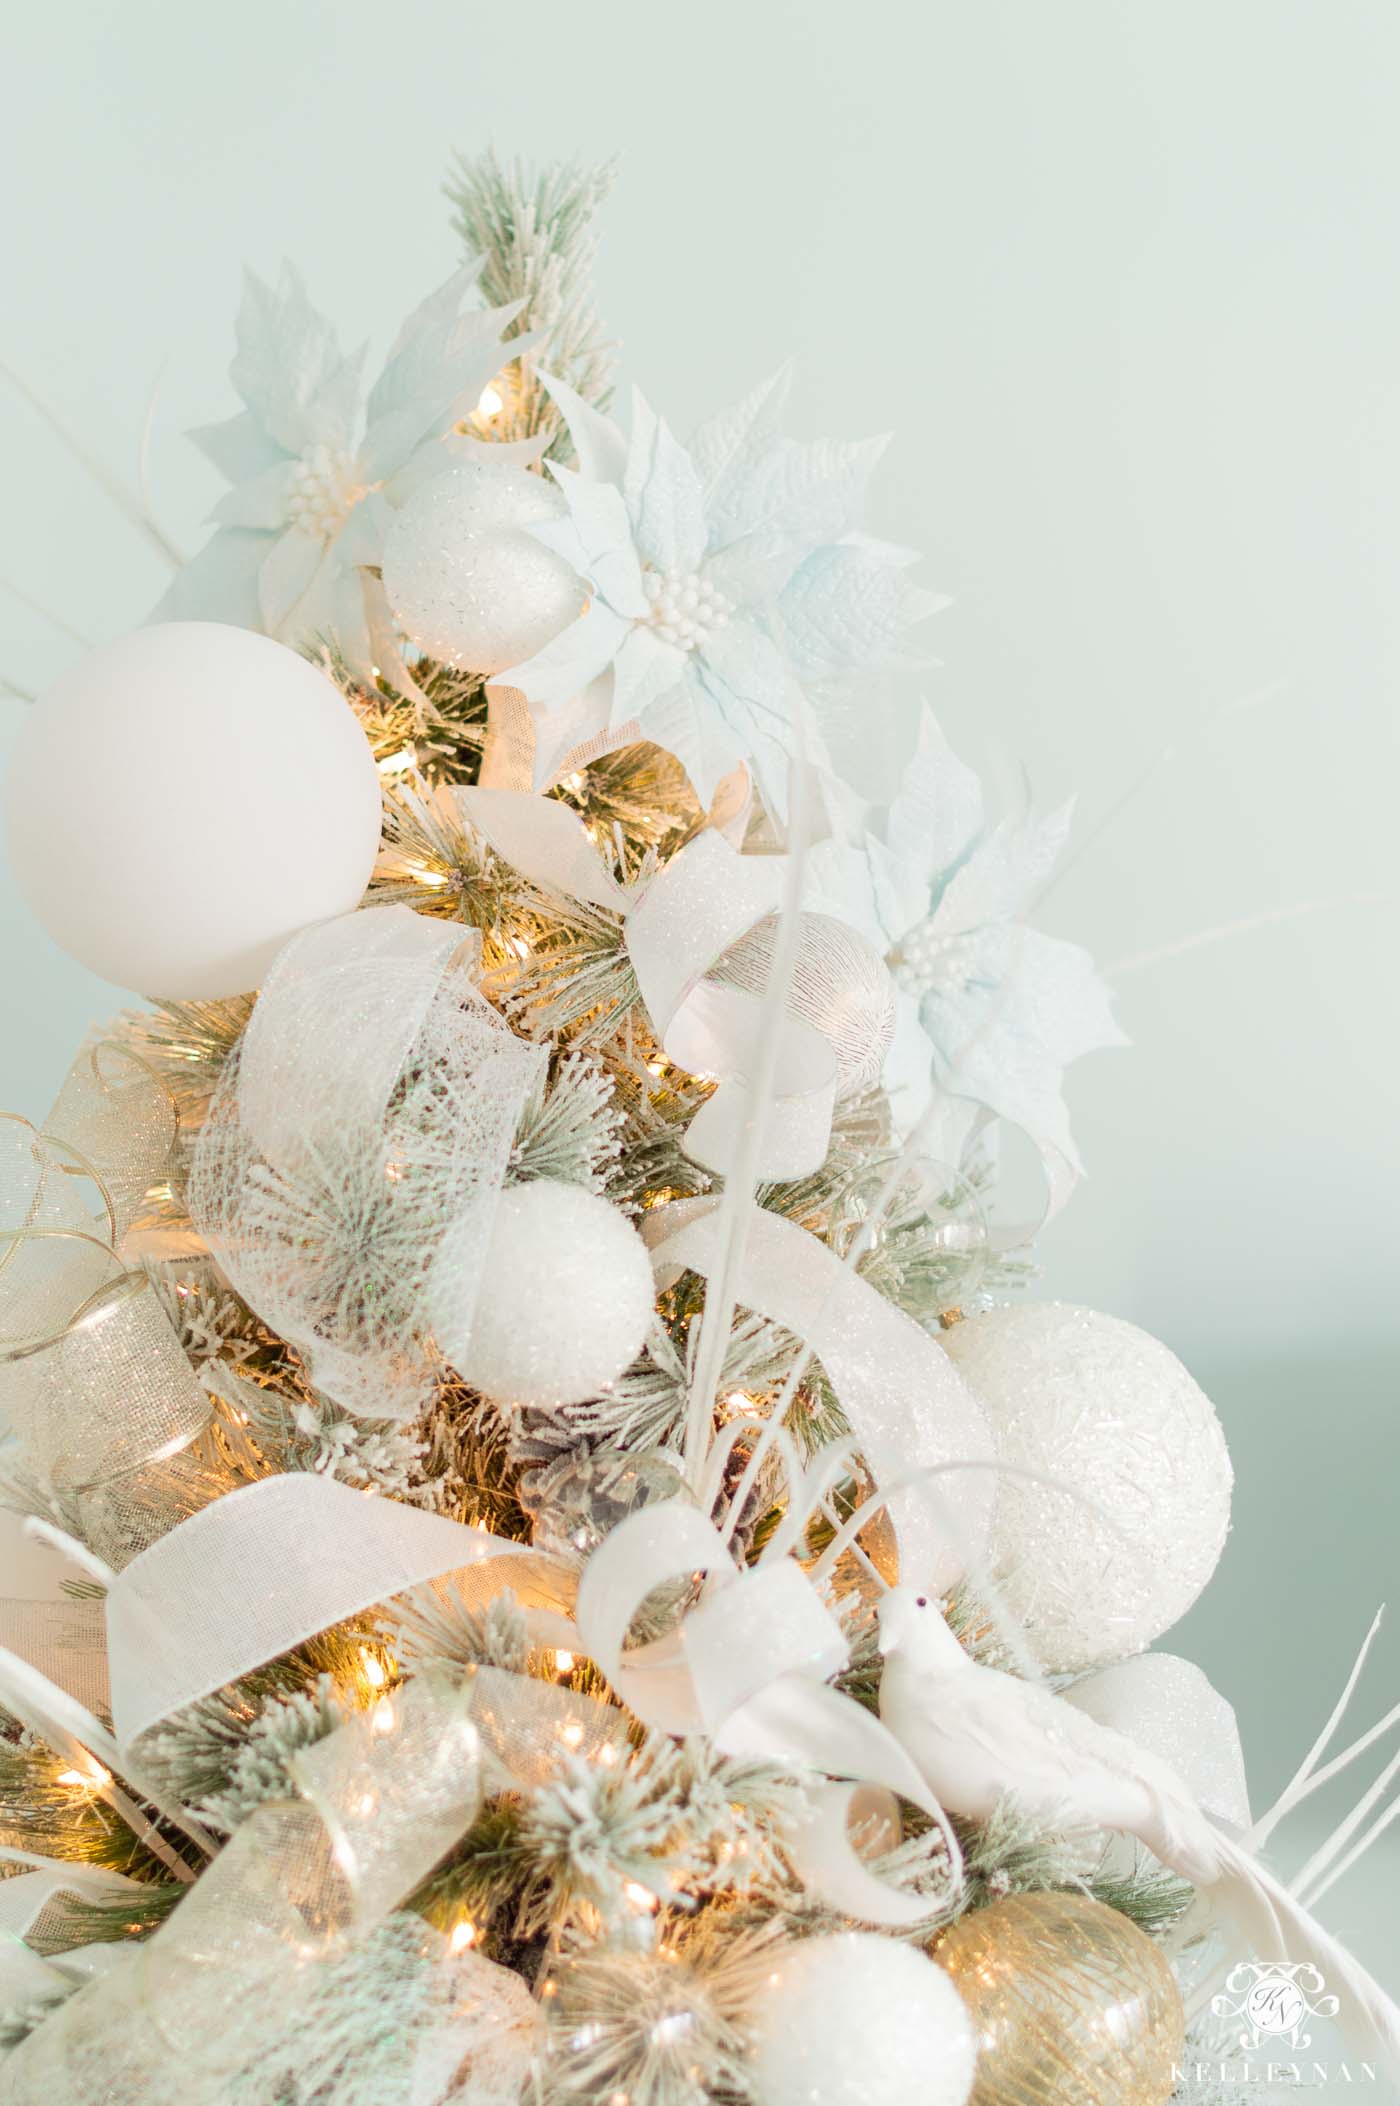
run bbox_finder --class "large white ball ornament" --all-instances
[943,1302,1233,1672]
[440,1180,655,1408]
[747,1932,977,2106]
[382,462,586,674]
[4,623,382,999]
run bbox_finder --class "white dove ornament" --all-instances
[877,1582,1400,2080]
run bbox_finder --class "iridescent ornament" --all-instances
[746,1932,977,2106]
[711,911,898,1099]
[382,461,585,674]
[932,1891,1185,2106]
[943,1302,1232,1671]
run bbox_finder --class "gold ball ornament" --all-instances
[932,1892,1185,2106]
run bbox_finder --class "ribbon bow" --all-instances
[457,787,839,1180]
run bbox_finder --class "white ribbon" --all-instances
[456,787,838,1179]
[91,1467,964,1928]
[644,1198,995,1591]
[573,1498,965,1923]
[105,1474,567,1748]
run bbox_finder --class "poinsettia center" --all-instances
[888,921,981,1000]
[285,441,367,542]
[641,565,732,651]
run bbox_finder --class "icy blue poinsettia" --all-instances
[500,368,941,814]
[159,261,530,677]
[806,707,1126,1210]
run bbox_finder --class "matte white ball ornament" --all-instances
[4,622,382,999]
[943,1302,1233,1672]
[746,1932,977,2106]
[382,462,586,674]
[440,1180,655,1408]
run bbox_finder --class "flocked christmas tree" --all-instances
[0,152,1396,2105]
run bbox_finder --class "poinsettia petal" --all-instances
[884,705,985,893]
[688,365,793,503]
[229,263,345,456]
[802,837,887,954]
[151,527,269,629]
[931,803,1075,937]
[191,410,289,487]
[779,539,936,685]
[537,468,647,616]
[538,369,630,486]
[209,459,296,531]
[705,430,888,557]
[611,625,687,725]
[257,524,330,637]
[623,390,707,573]
[501,599,633,710]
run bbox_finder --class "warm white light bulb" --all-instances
[477,383,504,417]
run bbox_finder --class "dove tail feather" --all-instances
[1206,1833,1400,2081]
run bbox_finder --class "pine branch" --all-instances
[445,149,618,460]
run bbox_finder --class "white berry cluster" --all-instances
[641,565,732,650]
[889,920,980,1000]
[284,442,367,542]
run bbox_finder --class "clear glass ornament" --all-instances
[837,1155,989,1320]
[517,1439,687,1562]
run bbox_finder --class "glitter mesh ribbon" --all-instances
[0,1048,215,1569]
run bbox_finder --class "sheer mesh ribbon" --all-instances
[189,906,546,1422]
[0,1680,538,2104]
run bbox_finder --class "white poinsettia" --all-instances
[806,707,1126,1209]
[499,367,941,815]
[159,261,531,678]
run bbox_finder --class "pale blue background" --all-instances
[2,0,1396,2030]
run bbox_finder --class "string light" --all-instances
[56,1761,109,1790]
[359,1646,388,1689]
[376,745,418,776]
[449,1918,479,1953]
[477,382,504,417]
[623,1880,659,1914]
[554,1649,575,1677]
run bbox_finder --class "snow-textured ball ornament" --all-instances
[712,911,898,1098]
[3,622,382,999]
[438,1180,655,1408]
[382,461,586,674]
[746,1932,977,2106]
[943,1302,1232,1671]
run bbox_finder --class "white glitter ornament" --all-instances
[382,462,586,674]
[438,1179,655,1408]
[3,623,382,998]
[943,1302,1232,1672]
[712,911,898,1098]
[746,1932,977,2106]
